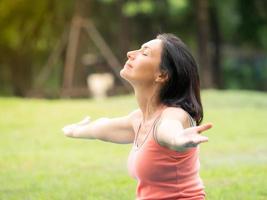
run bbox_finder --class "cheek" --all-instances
[120,58,160,84]
[133,66,158,84]
[140,60,160,77]
[137,58,159,72]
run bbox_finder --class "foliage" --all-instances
[0,0,267,96]
[223,55,267,90]
[0,0,73,95]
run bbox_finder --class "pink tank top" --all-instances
[127,107,205,200]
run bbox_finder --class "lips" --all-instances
[125,62,133,69]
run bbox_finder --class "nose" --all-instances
[127,50,136,60]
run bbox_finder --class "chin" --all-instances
[120,68,134,85]
[120,68,129,80]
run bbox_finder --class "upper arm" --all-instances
[155,107,191,149]
[90,109,140,144]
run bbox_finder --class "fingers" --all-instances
[196,123,213,133]
[196,135,209,143]
[77,116,91,125]
[184,135,208,148]
[62,116,91,136]
[182,124,212,149]
[193,135,208,144]
[62,124,77,135]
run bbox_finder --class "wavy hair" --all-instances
[157,33,203,125]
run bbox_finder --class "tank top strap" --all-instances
[152,113,162,132]
[134,108,166,150]
[152,114,163,145]
[186,113,196,127]
[152,108,196,145]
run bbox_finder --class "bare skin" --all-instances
[62,39,212,151]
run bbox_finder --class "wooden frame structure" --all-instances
[35,16,131,97]
[61,16,131,97]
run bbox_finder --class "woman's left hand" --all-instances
[173,123,212,150]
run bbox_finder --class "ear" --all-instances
[155,71,168,83]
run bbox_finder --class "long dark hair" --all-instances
[157,33,203,125]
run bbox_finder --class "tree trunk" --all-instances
[9,52,32,96]
[196,0,213,88]
[62,0,92,93]
[210,5,223,89]
[117,0,131,62]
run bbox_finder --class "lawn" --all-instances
[0,90,266,200]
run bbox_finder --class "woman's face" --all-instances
[120,39,163,86]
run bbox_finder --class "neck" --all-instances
[133,85,164,123]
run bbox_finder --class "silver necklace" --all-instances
[134,112,163,150]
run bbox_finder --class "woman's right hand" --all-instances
[61,110,139,143]
[62,116,91,137]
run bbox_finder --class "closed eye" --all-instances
[139,45,151,56]
[141,49,149,56]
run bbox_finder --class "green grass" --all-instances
[0,90,266,200]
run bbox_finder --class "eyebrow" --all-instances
[141,45,152,50]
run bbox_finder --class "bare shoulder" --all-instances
[126,109,142,133]
[155,107,192,148]
[161,107,190,129]
[109,109,141,128]
[127,109,142,122]
[128,108,142,117]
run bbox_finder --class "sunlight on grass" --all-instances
[0,90,266,199]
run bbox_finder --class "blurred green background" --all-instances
[0,0,266,97]
[0,0,267,199]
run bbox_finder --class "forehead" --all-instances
[141,39,162,52]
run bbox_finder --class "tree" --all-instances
[195,0,213,88]
[0,0,73,96]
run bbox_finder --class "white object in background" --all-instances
[87,73,114,99]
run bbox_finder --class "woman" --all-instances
[62,33,212,200]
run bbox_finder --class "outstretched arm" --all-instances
[155,108,212,152]
[62,110,139,144]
